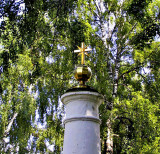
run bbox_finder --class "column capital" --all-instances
[61,91,104,106]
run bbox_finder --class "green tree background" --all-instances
[0,0,160,153]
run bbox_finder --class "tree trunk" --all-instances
[103,139,107,154]
[93,1,119,153]
[106,118,113,154]
[0,112,18,152]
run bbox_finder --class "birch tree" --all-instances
[0,0,160,153]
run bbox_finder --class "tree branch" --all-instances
[3,112,18,137]
[118,65,143,80]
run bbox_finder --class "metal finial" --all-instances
[73,42,92,88]
[74,42,92,65]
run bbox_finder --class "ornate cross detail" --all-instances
[74,42,92,65]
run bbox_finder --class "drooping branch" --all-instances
[116,116,133,125]
[115,116,134,139]
[118,65,143,80]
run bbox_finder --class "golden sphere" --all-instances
[74,65,92,83]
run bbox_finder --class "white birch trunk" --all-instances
[93,0,119,153]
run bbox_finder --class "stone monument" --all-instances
[61,43,104,154]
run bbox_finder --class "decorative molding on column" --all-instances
[63,116,101,124]
[61,91,103,105]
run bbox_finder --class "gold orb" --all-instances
[74,65,92,85]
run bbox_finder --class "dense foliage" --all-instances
[0,0,160,153]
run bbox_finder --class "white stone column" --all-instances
[61,91,103,154]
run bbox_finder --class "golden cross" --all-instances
[74,42,92,65]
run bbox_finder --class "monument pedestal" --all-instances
[61,91,103,154]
